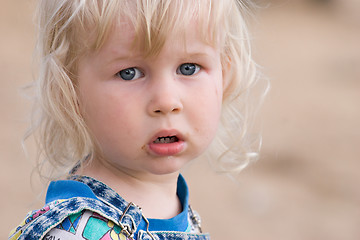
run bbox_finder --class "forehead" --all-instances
[84,0,221,57]
[103,18,214,57]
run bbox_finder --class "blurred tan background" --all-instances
[1,0,359,239]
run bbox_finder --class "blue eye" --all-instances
[117,67,143,81]
[177,63,200,76]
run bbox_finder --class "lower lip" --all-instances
[148,141,185,156]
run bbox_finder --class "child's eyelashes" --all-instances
[115,63,201,81]
[116,67,144,81]
[177,63,201,76]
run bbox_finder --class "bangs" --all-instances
[77,0,227,57]
[127,0,219,57]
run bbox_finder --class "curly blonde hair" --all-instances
[30,0,265,181]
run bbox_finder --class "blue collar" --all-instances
[45,174,190,233]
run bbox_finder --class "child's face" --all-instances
[77,18,223,177]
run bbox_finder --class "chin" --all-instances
[147,157,188,175]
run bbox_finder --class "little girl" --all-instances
[10,0,262,239]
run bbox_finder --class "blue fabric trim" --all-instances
[136,174,190,232]
[46,180,98,203]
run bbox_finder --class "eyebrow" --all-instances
[180,50,218,62]
[176,46,218,59]
[107,52,213,63]
[105,53,142,65]
[104,43,217,65]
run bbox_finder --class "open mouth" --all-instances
[153,136,179,144]
[148,131,184,156]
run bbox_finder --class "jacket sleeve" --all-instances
[43,210,127,240]
[8,200,65,240]
[9,205,53,240]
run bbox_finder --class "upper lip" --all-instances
[149,129,184,143]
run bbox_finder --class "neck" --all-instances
[78,160,182,219]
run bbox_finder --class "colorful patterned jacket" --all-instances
[9,175,210,240]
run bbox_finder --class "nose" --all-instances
[147,78,183,116]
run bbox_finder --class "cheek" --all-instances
[192,80,223,139]
[79,89,134,142]
[207,73,224,117]
[81,100,138,160]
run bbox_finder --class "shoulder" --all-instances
[9,200,64,240]
[45,210,127,240]
[10,206,127,240]
[9,197,118,240]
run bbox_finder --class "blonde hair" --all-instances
[30,0,265,181]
